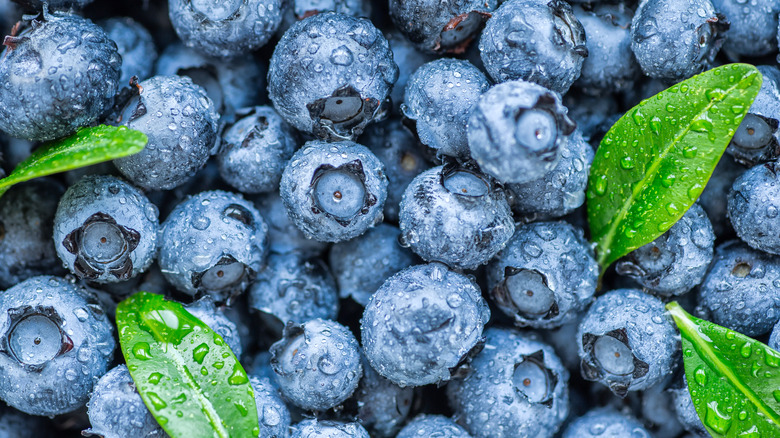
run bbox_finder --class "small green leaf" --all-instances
[0,125,146,199]
[587,64,762,273]
[667,301,780,437]
[116,292,259,438]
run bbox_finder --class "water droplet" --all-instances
[620,156,635,170]
[148,372,163,385]
[147,392,167,410]
[132,342,152,360]
[704,401,732,434]
[740,342,752,358]
[690,119,713,133]
[694,366,708,386]
[593,177,608,196]
[228,364,248,386]
[193,343,210,364]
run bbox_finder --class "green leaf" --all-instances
[586,64,762,273]
[666,302,780,437]
[116,292,259,438]
[0,125,146,199]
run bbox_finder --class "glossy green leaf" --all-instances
[116,292,259,438]
[667,302,780,437]
[587,64,762,273]
[0,125,146,199]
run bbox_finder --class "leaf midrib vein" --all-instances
[596,79,745,267]
[675,312,780,430]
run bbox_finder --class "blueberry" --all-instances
[467,79,576,184]
[270,318,362,411]
[389,0,497,54]
[713,0,779,57]
[479,0,588,94]
[359,117,430,222]
[398,164,514,270]
[396,415,471,438]
[630,0,726,82]
[670,379,708,437]
[447,327,569,438]
[616,203,714,297]
[385,31,434,115]
[402,58,489,159]
[53,175,159,284]
[361,263,490,387]
[0,10,121,141]
[98,17,157,86]
[217,106,300,194]
[155,42,265,116]
[355,354,413,437]
[573,4,639,94]
[726,65,780,166]
[250,376,292,438]
[248,252,339,336]
[0,179,66,289]
[329,223,416,306]
[698,240,780,336]
[0,276,114,416]
[268,12,398,141]
[280,140,387,242]
[561,407,652,438]
[168,0,283,59]
[183,296,243,358]
[728,162,780,255]
[84,365,164,438]
[159,190,268,302]
[506,129,594,218]
[699,156,745,236]
[487,221,598,329]
[291,419,369,438]
[578,289,679,397]
[770,322,780,351]
[113,75,219,191]
[253,192,329,256]
[0,406,52,437]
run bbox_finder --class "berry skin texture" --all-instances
[447,327,569,438]
[398,165,514,270]
[270,318,362,411]
[670,379,708,437]
[280,141,388,243]
[698,240,780,336]
[98,17,157,86]
[113,75,219,191]
[253,192,328,256]
[479,0,588,94]
[329,223,416,306]
[630,0,726,83]
[396,415,471,438]
[0,276,114,416]
[53,175,159,284]
[712,0,779,57]
[84,365,164,438]
[487,221,598,329]
[159,190,268,302]
[467,79,576,184]
[389,0,497,54]
[561,407,652,438]
[771,322,780,351]
[155,42,265,116]
[577,289,679,397]
[249,376,291,438]
[726,65,780,166]
[359,117,430,223]
[506,129,593,218]
[0,179,66,289]
[168,0,284,59]
[728,163,780,255]
[248,252,339,335]
[0,11,121,141]
[292,0,371,19]
[268,12,398,141]
[291,419,370,438]
[355,354,413,438]
[361,263,490,387]
[616,203,714,297]
[217,106,300,194]
[573,4,639,94]
[402,58,489,159]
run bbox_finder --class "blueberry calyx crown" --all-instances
[491,267,560,324]
[548,0,588,57]
[190,254,252,297]
[307,85,382,141]
[580,329,650,398]
[435,10,492,55]
[309,159,376,226]
[62,212,140,281]
[1,305,73,372]
[512,349,558,408]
